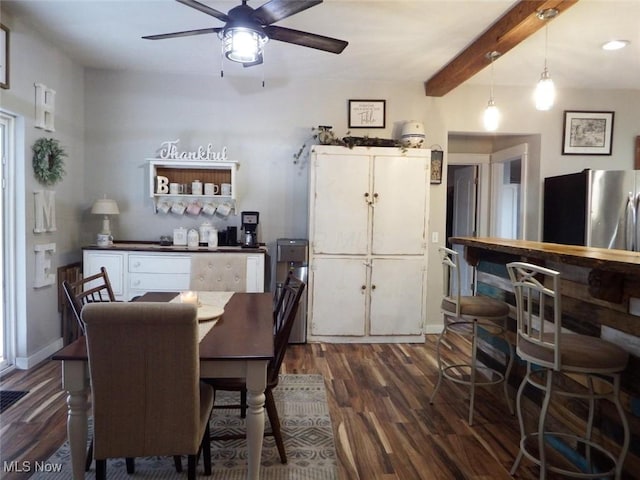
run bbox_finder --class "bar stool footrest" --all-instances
[521,431,617,479]
[442,363,506,387]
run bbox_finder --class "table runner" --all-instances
[170,291,234,341]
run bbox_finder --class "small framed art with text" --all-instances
[348,99,386,128]
[562,110,614,155]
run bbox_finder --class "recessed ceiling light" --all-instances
[602,40,630,51]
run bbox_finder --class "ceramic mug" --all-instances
[96,233,113,247]
[157,200,172,214]
[204,183,219,196]
[221,183,232,196]
[171,201,186,215]
[202,203,217,216]
[216,202,232,217]
[186,202,202,216]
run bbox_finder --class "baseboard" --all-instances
[15,337,64,370]
[424,324,444,335]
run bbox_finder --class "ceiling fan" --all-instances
[143,0,348,67]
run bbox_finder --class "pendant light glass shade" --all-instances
[483,51,500,132]
[483,99,500,132]
[535,68,555,111]
[534,17,557,111]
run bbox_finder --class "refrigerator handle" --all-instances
[626,192,636,251]
[635,193,640,252]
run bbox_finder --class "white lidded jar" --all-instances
[400,120,426,148]
[187,228,199,249]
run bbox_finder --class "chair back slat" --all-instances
[507,261,562,370]
[269,273,305,385]
[62,267,116,334]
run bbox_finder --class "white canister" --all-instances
[208,226,219,249]
[187,229,199,249]
[199,222,213,244]
[173,227,187,246]
[191,180,203,196]
[400,120,426,148]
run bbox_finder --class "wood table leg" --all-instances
[61,361,90,480]
[245,360,268,480]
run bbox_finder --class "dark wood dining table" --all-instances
[52,291,274,480]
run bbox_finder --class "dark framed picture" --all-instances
[562,110,614,155]
[430,150,443,184]
[348,99,386,128]
[0,23,8,89]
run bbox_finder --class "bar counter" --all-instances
[449,236,639,476]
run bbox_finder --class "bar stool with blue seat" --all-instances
[507,261,630,479]
[430,247,514,426]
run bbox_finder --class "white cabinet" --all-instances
[83,247,265,300]
[307,145,430,343]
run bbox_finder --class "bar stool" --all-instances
[507,262,630,479]
[430,247,514,426]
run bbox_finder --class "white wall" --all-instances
[0,11,85,365]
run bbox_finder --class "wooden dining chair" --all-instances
[62,266,116,335]
[205,273,306,464]
[61,266,117,471]
[82,302,214,480]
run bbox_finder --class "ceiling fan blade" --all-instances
[176,0,229,23]
[143,27,222,40]
[253,0,323,25]
[264,26,348,54]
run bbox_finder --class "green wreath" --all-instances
[32,138,67,186]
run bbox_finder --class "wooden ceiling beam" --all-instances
[424,0,579,97]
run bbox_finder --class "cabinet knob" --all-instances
[371,284,376,290]
[361,285,366,291]
[134,262,141,268]
[133,280,140,286]
[373,192,379,199]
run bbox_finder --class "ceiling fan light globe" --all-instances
[223,27,268,64]
[483,101,500,132]
[535,71,555,111]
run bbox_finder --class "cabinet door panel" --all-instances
[310,257,366,336]
[372,156,428,255]
[369,258,424,335]
[311,154,370,254]
[83,251,126,299]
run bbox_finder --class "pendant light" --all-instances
[483,51,501,132]
[534,9,558,111]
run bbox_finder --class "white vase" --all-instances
[400,121,425,148]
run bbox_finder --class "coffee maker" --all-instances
[241,211,260,248]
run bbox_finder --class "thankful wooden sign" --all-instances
[158,139,228,161]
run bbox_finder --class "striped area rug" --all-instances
[31,374,337,479]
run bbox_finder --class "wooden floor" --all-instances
[1,336,564,479]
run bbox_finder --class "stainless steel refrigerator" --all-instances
[275,239,308,343]
[543,169,640,250]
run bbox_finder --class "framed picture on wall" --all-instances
[430,150,443,184]
[0,23,9,89]
[348,99,386,128]
[562,110,614,155]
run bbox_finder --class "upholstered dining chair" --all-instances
[81,302,214,480]
[507,262,629,479]
[430,247,514,426]
[205,274,306,464]
[190,253,247,292]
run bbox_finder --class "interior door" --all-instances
[371,154,428,255]
[489,144,528,239]
[311,153,370,255]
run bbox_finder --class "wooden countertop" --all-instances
[450,237,640,275]
[83,242,266,254]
